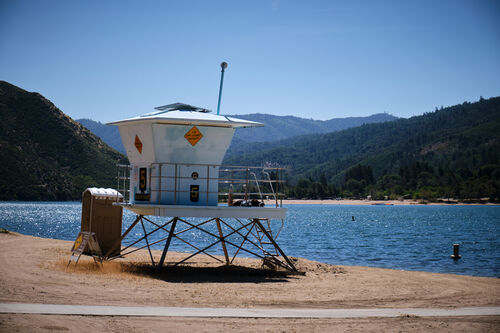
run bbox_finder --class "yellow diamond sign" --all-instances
[184,126,203,146]
[72,233,83,252]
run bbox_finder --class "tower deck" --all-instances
[116,203,287,219]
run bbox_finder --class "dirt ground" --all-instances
[0,232,499,332]
[1,314,499,333]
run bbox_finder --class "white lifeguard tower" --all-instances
[105,102,297,271]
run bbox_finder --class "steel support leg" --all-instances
[140,218,155,266]
[157,217,178,270]
[216,218,230,265]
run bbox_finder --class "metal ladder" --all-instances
[255,218,279,257]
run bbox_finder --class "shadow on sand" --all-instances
[122,262,304,283]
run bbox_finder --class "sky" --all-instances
[1,0,499,123]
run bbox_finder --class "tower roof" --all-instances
[107,103,263,128]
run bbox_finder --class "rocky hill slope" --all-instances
[0,81,126,200]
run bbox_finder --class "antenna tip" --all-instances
[221,62,228,69]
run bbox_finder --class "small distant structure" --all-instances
[451,243,461,260]
[100,101,296,271]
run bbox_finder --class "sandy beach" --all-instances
[265,199,498,206]
[0,231,499,332]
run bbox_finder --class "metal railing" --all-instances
[116,163,286,207]
[150,162,219,206]
[116,164,131,202]
[218,165,286,208]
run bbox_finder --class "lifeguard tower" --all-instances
[105,102,297,271]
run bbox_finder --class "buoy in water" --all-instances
[450,243,461,260]
[352,216,355,221]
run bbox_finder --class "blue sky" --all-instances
[1,0,499,122]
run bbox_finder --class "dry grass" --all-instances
[54,258,136,277]
[51,256,307,284]
[51,252,345,280]
[46,244,342,284]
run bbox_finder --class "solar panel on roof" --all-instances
[154,103,211,112]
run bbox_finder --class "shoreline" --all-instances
[264,199,500,206]
[0,230,495,279]
[1,199,499,206]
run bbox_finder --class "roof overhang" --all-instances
[107,110,263,128]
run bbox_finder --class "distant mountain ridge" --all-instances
[0,81,126,200]
[77,118,125,154]
[77,112,397,153]
[226,113,397,143]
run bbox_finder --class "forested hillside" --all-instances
[2,79,497,202]
[224,97,500,201]
[0,81,126,200]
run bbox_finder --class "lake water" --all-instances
[0,202,498,277]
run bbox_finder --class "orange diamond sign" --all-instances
[184,126,203,146]
[134,135,143,154]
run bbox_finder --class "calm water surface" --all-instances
[0,202,498,277]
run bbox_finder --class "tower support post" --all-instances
[158,217,178,270]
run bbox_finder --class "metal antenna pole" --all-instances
[216,62,228,115]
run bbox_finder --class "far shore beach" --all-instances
[0,231,498,331]
[263,199,499,206]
